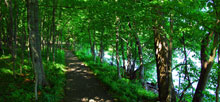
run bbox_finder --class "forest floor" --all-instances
[63,50,114,102]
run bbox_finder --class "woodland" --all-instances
[0,0,219,102]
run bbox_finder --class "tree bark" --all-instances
[214,1,220,101]
[27,0,48,100]
[0,15,3,54]
[154,26,170,102]
[130,43,137,79]
[111,44,114,66]
[40,15,45,51]
[153,8,176,102]
[193,32,218,102]
[21,11,27,74]
[0,3,2,53]
[52,0,57,62]
[179,32,192,102]
[129,21,144,84]
[168,13,176,102]
[8,0,16,78]
[88,28,95,60]
[46,20,51,61]
[92,30,96,61]
[116,16,121,79]
[120,37,126,70]
[126,30,132,73]
[99,31,104,63]
[134,33,144,83]
[120,37,126,77]
[26,0,32,65]
[60,31,62,49]
[216,43,220,102]
[1,25,5,54]
[0,24,2,53]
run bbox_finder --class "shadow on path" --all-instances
[63,50,113,102]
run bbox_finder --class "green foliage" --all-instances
[39,49,66,102]
[0,0,219,101]
[0,54,35,102]
[0,49,66,102]
[75,49,158,102]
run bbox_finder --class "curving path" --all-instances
[63,50,113,102]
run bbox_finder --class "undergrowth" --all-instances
[0,49,66,102]
[74,49,158,102]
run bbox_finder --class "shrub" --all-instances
[74,49,158,102]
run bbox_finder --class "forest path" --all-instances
[63,50,113,102]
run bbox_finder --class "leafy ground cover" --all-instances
[0,49,66,102]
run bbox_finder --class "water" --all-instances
[101,50,216,96]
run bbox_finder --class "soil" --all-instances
[63,50,114,102]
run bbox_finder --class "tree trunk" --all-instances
[116,16,121,79]
[60,31,62,49]
[0,25,2,53]
[88,28,95,58]
[26,0,32,65]
[99,31,104,63]
[56,33,59,55]
[179,32,192,102]
[14,0,19,75]
[93,30,96,61]
[193,32,218,102]
[154,28,169,102]
[135,33,144,85]
[57,31,60,49]
[120,37,126,70]
[0,9,2,53]
[129,21,144,84]
[111,44,114,66]
[46,21,50,61]
[20,12,27,74]
[154,23,176,102]
[153,9,176,102]
[168,13,176,102]
[52,0,57,62]
[214,1,220,101]
[130,43,137,80]
[0,20,2,54]
[27,0,48,100]
[8,0,16,78]
[126,32,131,73]
[2,26,5,55]
[216,43,220,102]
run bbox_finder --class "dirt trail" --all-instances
[63,50,113,102]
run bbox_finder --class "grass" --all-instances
[0,49,66,102]
[74,49,158,102]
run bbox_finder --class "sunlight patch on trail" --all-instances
[81,97,112,102]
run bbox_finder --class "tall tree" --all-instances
[88,27,95,61]
[20,8,27,74]
[27,0,47,100]
[193,32,218,102]
[52,0,57,61]
[99,30,104,63]
[120,37,126,70]
[216,43,220,102]
[126,25,132,74]
[8,0,16,78]
[154,25,172,102]
[153,5,175,102]
[129,21,144,84]
[115,16,121,79]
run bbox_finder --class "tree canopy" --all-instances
[0,0,219,102]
